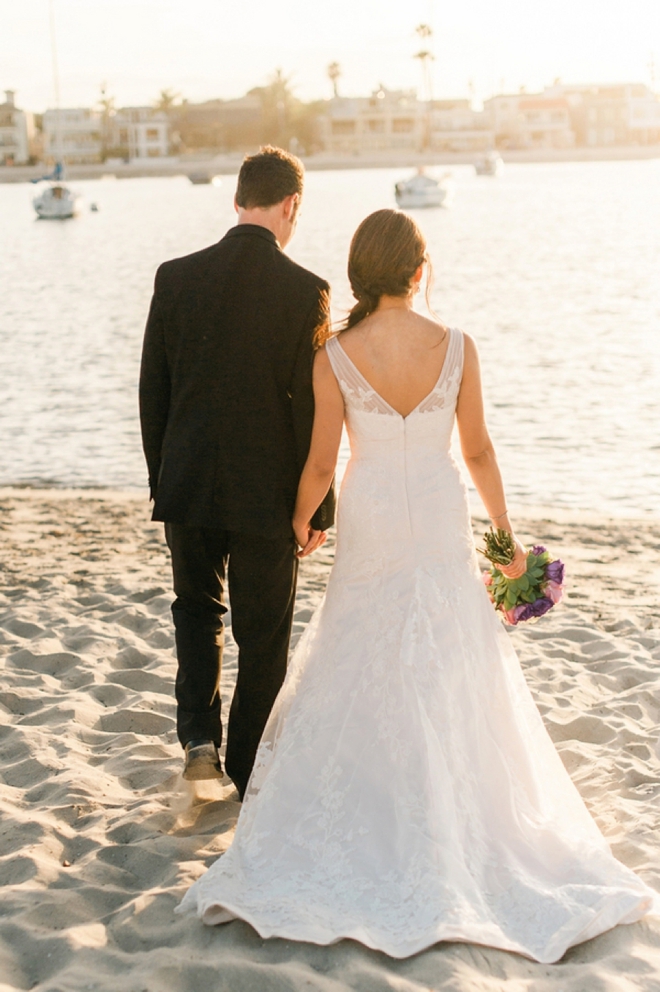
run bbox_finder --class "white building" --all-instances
[320,89,423,154]
[43,107,102,163]
[320,89,493,155]
[429,100,493,152]
[545,82,660,146]
[110,108,170,159]
[627,89,660,142]
[484,93,575,149]
[0,90,34,165]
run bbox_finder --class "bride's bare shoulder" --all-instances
[336,324,363,344]
[461,331,479,359]
[416,312,449,338]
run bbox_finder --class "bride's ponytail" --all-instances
[345,279,380,330]
[342,209,428,332]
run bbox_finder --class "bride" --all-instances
[178,209,657,962]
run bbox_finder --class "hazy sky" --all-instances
[3,0,660,112]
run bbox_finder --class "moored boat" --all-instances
[475,151,503,176]
[188,171,222,185]
[394,170,454,209]
[33,181,81,219]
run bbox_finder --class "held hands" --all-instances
[294,518,327,559]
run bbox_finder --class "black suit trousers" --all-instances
[164,523,298,797]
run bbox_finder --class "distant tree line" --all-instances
[161,71,327,155]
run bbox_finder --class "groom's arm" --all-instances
[290,284,336,532]
[139,273,171,501]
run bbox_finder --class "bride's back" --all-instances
[336,207,450,420]
[338,310,450,420]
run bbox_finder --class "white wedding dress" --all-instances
[178,328,657,962]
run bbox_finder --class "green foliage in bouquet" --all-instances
[479,528,551,614]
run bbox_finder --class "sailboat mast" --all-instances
[49,0,63,167]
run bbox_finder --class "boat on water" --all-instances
[32,2,81,219]
[188,171,221,186]
[475,151,503,176]
[394,169,454,209]
[33,178,81,219]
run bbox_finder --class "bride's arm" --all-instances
[456,334,527,579]
[293,347,345,558]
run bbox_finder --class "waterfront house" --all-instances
[484,93,575,149]
[109,108,170,160]
[319,88,423,154]
[545,82,660,146]
[429,100,493,152]
[42,107,102,163]
[0,90,35,165]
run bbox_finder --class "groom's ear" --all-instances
[285,193,300,221]
[233,197,239,214]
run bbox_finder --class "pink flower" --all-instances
[482,571,493,586]
[544,579,563,605]
[503,604,526,625]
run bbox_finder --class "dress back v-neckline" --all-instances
[330,328,458,421]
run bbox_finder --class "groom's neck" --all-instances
[234,199,298,249]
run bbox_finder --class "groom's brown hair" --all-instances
[235,146,304,209]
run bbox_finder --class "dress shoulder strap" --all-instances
[446,327,465,383]
[325,335,358,387]
[325,335,395,415]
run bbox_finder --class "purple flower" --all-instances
[531,545,547,556]
[513,596,554,623]
[545,558,565,584]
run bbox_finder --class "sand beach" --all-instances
[0,487,659,991]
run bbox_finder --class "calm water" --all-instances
[1,161,659,516]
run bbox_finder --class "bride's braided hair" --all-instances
[344,209,429,330]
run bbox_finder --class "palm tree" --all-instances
[327,62,341,99]
[414,24,435,103]
[155,88,181,114]
[414,24,435,150]
[250,69,296,146]
[97,82,116,160]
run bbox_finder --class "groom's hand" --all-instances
[294,521,327,559]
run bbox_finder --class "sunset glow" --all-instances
[3,0,660,112]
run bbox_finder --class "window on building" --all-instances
[146,128,159,141]
[392,118,414,133]
[332,120,356,135]
[366,119,385,133]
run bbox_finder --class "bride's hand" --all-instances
[294,518,327,559]
[498,538,528,580]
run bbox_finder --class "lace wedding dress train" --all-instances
[178,329,657,962]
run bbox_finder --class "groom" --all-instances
[139,146,334,799]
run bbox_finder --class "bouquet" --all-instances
[480,528,565,626]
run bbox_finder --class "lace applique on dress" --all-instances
[325,328,464,418]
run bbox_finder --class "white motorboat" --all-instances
[475,151,503,176]
[188,171,221,186]
[33,181,81,219]
[394,170,454,209]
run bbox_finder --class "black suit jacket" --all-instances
[139,224,335,536]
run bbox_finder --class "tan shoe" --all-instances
[182,739,223,781]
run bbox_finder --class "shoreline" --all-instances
[1,487,658,990]
[1,485,659,631]
[2,144,660,183]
